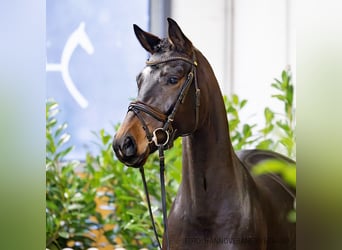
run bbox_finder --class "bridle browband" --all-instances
[127,52,200,250]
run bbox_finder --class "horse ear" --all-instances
[167,18,192,53]
[133,24,161,54]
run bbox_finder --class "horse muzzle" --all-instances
[112,134,148,168]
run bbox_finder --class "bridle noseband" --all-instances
[127,52,200,250]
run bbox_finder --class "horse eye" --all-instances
[167,77,179,85]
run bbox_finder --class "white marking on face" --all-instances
[136,66,152,90]
[142,66,152,78]
[138,66,156,96]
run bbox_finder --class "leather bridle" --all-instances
[128,54,200,150]
[127,52,200,249]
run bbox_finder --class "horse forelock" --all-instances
[152,38,172,53]
[150,38,193,59]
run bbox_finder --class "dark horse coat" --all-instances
[113,18,295,250]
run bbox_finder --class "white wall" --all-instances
[171,0,228,92]
[170,0,295,126]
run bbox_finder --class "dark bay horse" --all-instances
[113,18,295,250]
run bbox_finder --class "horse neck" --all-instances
[179,50,250,222]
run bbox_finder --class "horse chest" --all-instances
[167,200,262,250]
[167,223,264,250]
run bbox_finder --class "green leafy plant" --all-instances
[257,69,296,159]
[46,100,113,250]
[46,99,182,249]
[225,69,296,159]
[224,94,257,150]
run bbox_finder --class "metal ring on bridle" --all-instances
[152,128,170,147]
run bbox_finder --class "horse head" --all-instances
[113,18,201,167]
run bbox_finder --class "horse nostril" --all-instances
[121,136,137,157]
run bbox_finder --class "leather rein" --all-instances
[127,53,200,249]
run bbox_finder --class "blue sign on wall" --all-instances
[46,0,149,159]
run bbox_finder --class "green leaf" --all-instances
[68,203,85,211]
[252,159,296,187]
[287,84,294,106]
[70,193,85,202]
[260,124,274,135]
[102,134,112,145]
[46,200,59,211]
[47,118,57,129]
[47,101,58,111]
[264,107,274,124]
[54,123,68,138]
[242,124,253,137]
[58,231,70,239]
[57,133,71,147]
[256,139,273,150]
[282,70,289,87]
[272,94,287,102]
[228,119,239,131]
[48,108,59,120]
[55,146,74,160]
[100,173,115,183]
[61,164,75,175]
[232,94,239,105]
[271,82,282,90]
[227,106,236,114]
[118,195,137,201]
[280,137,293,151]
[46,133,56,154]
[276,121,291,133]
[240,99,248,109]
[253,159,284,174]
[283,166,296,187]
